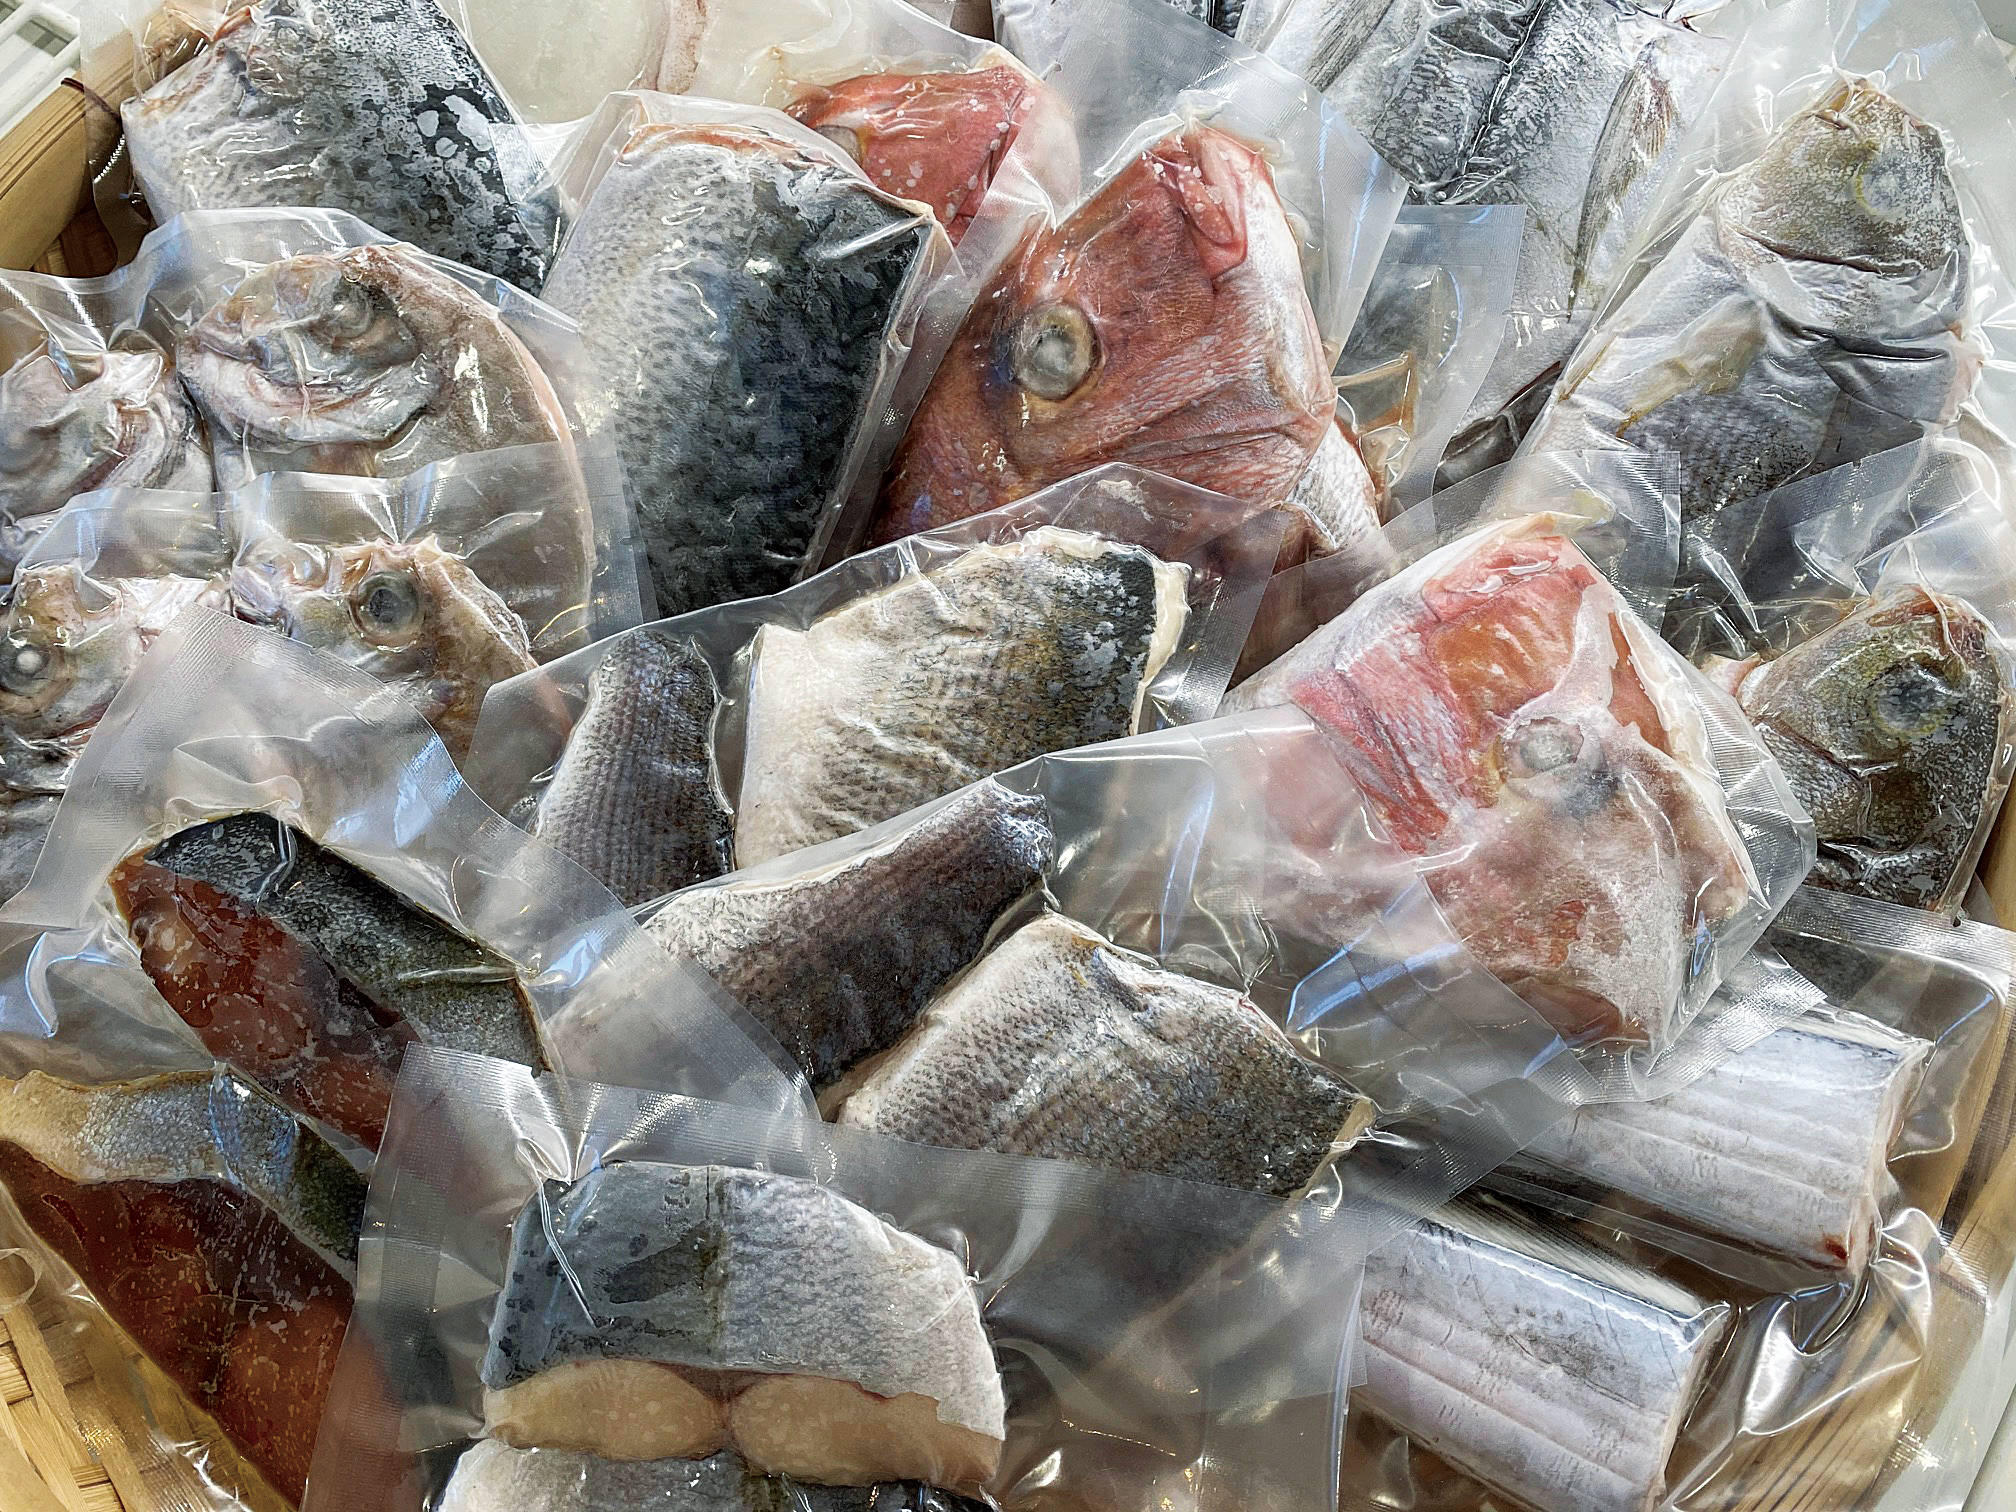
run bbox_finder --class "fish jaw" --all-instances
[875,125,1330,540]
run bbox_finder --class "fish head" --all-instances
[1739,586,2011,907]
[876,125,1331,538]
[231,536,534,757]
[0,342,199,521]
[177,253,444,455]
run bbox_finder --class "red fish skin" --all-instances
[0,1147,351,1504]
[788,66,1052,246]
[872,125,1331,543]
[111,856,417,1150]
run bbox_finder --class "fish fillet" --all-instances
[1361,1196,1730,1512]
[736,527,1187,866]
[1525,1010,1930,1272]
[838,912,1372,1196]
[481,1162,1006,1486]
[646,783,1051,1091]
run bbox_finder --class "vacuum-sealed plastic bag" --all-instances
[543,92,950,618]
[0,208,619,581]
[0,609,806,1138]
[303,1044,1369,1512]
[119,0,565,291]
[463,466,1282,905]
[1346,886,2016,1512]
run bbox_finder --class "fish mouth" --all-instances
[1145,128,1258,280]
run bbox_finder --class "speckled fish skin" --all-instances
[1361,1196,1730,1512]
[1527,80,1973,524]
[1725,587,2012,913]
[534,629,731,908]
[1282,416,1383,560]
[734,527,1187,866]
[838,912,1371,1196]
[230,536,537,761]
[542,122,935,618]
[121,0,562,290]
[176,245,574,485]
[125,812,546,1070]
[1525,1008,1930,1271]
[0,341,212,575]
[1226,526,1755,1048]
[872,126,1331,541]
[0,566,229,898]
[646,783,1052,1091]
[441,1443,995,1512]
[481,1162,1006,1483]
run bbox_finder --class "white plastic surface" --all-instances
[0,1,80,141]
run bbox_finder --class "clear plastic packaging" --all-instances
[0,208,621,583]
[302,1043,1370,1512]
[119,0,565,291]
[1346,887,2016,1512]
[461,466,1284,902]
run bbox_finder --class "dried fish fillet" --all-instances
[646,783,1051,1090]
[838,912,1372,1195]
[1361,1197,1730,1512]
[736,527,1187,866]
[1526,1010,1930,1272]
[481,1162,1006,1486]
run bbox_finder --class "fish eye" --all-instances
[1856,150,1913,221]
[322,279,376,336]
[1870,656,1959,735]
[350,571,423,637]
[1012,305,1097,401]
[816,124,864,161]
[0,636,58,696]
[1502,718,1581,778]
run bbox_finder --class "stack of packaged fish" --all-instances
[0,0,2011,1509]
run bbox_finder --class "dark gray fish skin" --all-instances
[1528,81,1973,525]
[145,813,547,1066]
[542,123,934,617]
[645,783,1052,1091]
[120,0,562,290]
[440,1442,993,1512]
[1729,587,2013,913]
[839,912,1371,1197]
[535,629,731,908]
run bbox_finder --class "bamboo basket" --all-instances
[0,26,2013,1512]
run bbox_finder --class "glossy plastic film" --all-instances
[302,1044,1367,1512]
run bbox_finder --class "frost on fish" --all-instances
[736,527,1186,866]
[647,782,1052,1091]
[230,536,538,761]
[0,1069,365,1503]
[0,565,229,899]
[440,1443,993,1512]
[1525,1008,1930,1272]
[542,121,935,617]
[176,245,575,486]
[0,340,211,578]
[873,126,1332,540]
[109,812,547,1150]
[1227,523,1755,1049]
[480,1162,1006,1486]
[1526,80,1973,525]
[838,912,1373,1196]
[1361,1196,1730,1512]
[1722,588,2014,915]
[534,629,732,908]
[121,0,562,290]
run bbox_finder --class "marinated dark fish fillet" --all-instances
[109,812,547,1150]
[646,782,1052,1090]
[482,1162,1006,1485]
[441,1443,994,1512]
[121,0,562,290]
[542,121,935,616]
[534,629,731,907]
[735,528,1187,866]
[1712,587,2014,914]
[839,912,1372,1196]
[1361,1196,1730,1512]
[0,1070,365,1504]
[1526,1008,1930,1272]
